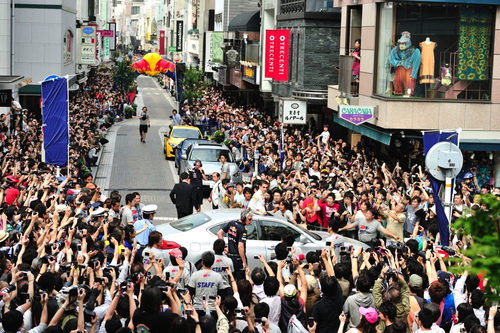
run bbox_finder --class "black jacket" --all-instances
[170,181,198,213]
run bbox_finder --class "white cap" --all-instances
[143,204,158,215]
[91,207,106,217]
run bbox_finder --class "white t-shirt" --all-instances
[319,130,330,144]
[261,295,282,326]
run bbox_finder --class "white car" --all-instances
[157,209,368,270]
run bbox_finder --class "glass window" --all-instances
[208,223,258,240]
[170,213,211,231]
[259,220,301,241]
[375,3,493,101]
[171,128,202,138]
[189,148,234,162]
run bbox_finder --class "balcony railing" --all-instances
[278,0,339,20]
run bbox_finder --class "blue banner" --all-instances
[41,77,69,166]
[422,131,458,246]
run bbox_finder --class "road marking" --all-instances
[158,127,179,183]
[154,216,178,221]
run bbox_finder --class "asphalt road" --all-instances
[105,76,181,222]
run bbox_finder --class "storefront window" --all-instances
[375,2,494,101]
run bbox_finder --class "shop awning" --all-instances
[459,130,500,152]
[228,11,260,32]
[333,114,392,146]
[19,74,78,96]
[19,84,41,95]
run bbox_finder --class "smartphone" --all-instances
[185,309,193,315]
[77,243,82,252]
[165,272,170,280]
[202,295,206,301]
[326,241,332,246]
[253,255,259,259]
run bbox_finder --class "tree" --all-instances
[180,67,206,104]
[113,59,136,93]
[451,194,500,303]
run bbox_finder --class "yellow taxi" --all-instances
[164,125,203,159]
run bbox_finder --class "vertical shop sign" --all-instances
[159,30,165,54]
[176,21,184,52]
[265,29,290,81]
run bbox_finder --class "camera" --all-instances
[41,255,55,264]
[441,246,456,256]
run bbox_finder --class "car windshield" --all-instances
[171,128,201,139]
[190,148,234,162]
[170,213,211,231]
[181,140,203,153]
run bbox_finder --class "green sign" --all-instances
[212,32,224,64]
[168,46,177,52]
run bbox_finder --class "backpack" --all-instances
[287,315,309,333]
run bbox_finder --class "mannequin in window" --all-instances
[441,63,452,86]
[419,37,437,84]
[389,31,421,96]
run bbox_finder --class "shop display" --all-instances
[457,7,492,81]
[441,64,452,86]
[419,38,436,84]
[389,31,421,96]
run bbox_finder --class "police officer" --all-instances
[133,204,157,247]
[189,160,207,209]
[216,208,253,281]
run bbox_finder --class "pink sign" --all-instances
[97,30,114,37]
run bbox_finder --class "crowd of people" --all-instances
[0,67,498,333]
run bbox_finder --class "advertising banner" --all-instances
[265,29,290,81]
[339,105,374,125]
[204,32,213,73]
[41,76,69,166]
[176,21,184,52]
[80,24,97,65]
[159,30,165,55]
[108,22,116,51]
[212,32,224,64]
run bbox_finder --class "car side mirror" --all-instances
[164,133,169,138]
[181,154,187,160]
[235,157,242,163]
[299,235,309,244]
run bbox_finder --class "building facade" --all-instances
[327,0,500,185]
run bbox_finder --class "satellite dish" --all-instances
[425,141,463,181]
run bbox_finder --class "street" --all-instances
[95,75,210,223]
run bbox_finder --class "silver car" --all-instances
[179,142,242,188]
[156,209,368,270]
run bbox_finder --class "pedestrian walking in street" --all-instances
[189,160,207,209]
[170,172,200,218]
[138,106,150,143]
[216,208,253,281]
[172,109,182,126]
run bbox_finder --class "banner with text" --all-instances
[176,21,184,52]
[265,29,290,81]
